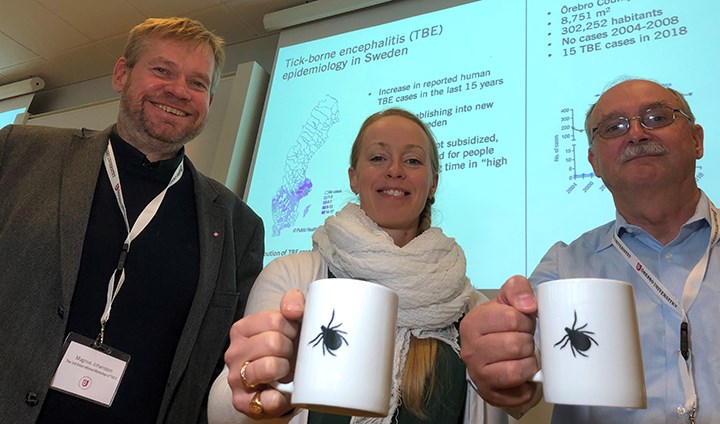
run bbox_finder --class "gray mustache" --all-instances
[619,142,668,162]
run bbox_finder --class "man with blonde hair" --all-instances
[0,17,263,423]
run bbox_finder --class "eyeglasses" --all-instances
[591,106,693,140]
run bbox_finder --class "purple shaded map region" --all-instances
[271,95,340,236]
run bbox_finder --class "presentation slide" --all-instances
[0,93,34,128]
[0,107,26,128]
[245,0,720,289]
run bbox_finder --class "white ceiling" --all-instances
[0,0,309,91]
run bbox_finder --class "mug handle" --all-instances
[271,380,295,394]
[530,370,543,383]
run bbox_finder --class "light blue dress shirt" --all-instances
[530,192,720,424]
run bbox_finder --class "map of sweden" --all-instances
[271,95,340,236]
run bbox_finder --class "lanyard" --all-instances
[94,141,184,347]
[611,199,719,422]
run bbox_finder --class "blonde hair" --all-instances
[123,17,225,95]
[402,337,438,418]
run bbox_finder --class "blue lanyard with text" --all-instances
[612,197,719,423]
[96,141,184,346]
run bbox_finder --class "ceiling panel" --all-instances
[0,0,321,93]
[0,32,38,68]
[188,5,256,45]
[225,0,308,35]
[37,0,147,40]
[126,0,222,18]
[45,44,118,84]
[0,0,90,56]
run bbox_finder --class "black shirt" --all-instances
[38,131,200,423]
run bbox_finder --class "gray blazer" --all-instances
[0,124,264,423]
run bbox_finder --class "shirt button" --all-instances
[677,405,686,415]
[25,392,39,406]
[665,253,673,262]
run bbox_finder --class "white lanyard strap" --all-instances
[612,201,719,320]
[611,200,719,420]
[95,141,184,346]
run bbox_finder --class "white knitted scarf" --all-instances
[312,203,474,424]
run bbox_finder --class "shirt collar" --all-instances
[599,190,712,251]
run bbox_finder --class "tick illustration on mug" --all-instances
[309,309,349,356]
[532,278,646,408]
[554,310,599,358]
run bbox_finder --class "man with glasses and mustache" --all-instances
[459,79,718,423]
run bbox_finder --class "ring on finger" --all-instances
[240,361,258,389]
[248,390,264,418]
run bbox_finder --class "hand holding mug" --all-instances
[223,289,305,419]
[459,275,540,407]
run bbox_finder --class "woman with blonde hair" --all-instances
[208,108,499,424]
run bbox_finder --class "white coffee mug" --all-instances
[531,278,646,408]
[273,278,398,416]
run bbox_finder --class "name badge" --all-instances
[49,333,130,407]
